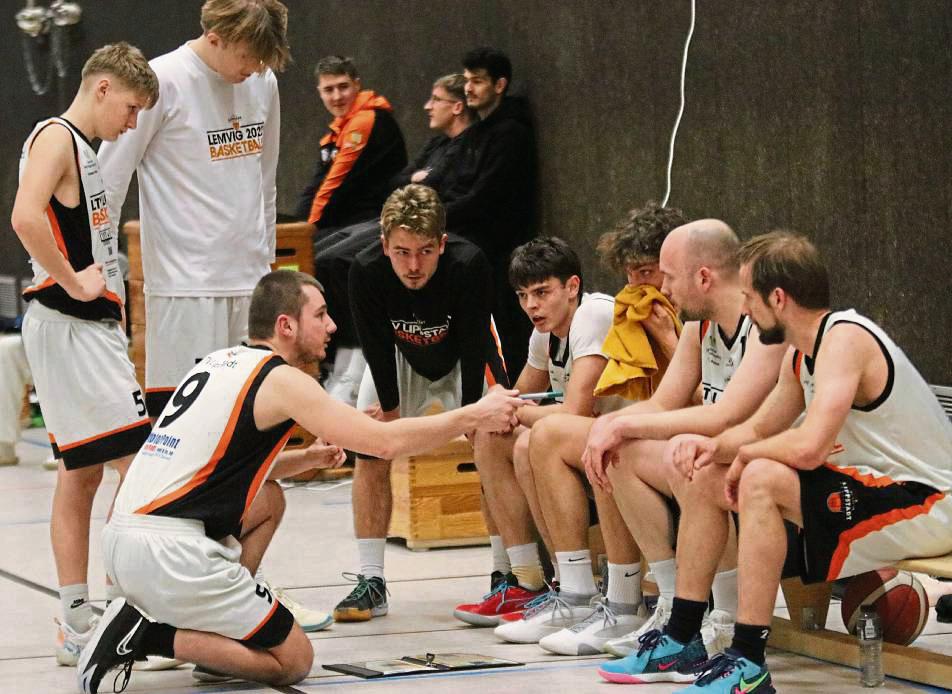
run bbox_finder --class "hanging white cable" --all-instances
[661,0,696,207]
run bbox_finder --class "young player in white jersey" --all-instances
[454,237,615,637]
[10,43,158,666]
[76,270,526,693]
[455,203,684,641]
[98,0,289,416]
[651,231,952,694]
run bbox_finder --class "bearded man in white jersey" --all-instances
[75,270,525,693]
[640,231,952,694]
[11,42,158,666]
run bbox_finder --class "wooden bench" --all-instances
[769,384,952,688]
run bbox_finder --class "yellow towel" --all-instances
[594,284,682,402]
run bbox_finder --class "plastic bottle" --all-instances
[856,606,884,687]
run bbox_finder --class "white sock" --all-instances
[553,562,560,583]
[507,542,545,590]
[555,549,597,598]
[490,535,511,574]
[712,568,738,618]
[60,583,93,632]
[606,562,642,607]
[650,558,677,603]
[357,538,386,580]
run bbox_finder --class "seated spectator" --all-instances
[297,55,407,231]
[450,47,537,376]
[391,73,476,191]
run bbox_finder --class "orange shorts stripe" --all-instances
[57,418,151,452]
[242,598,279,641]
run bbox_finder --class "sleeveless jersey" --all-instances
[699,315,753,405]
[115,345,294,539]
[19,117,124,321]
[794,310,952,492]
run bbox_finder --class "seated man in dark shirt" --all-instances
[450,47,537,377]
[332,184,506,623]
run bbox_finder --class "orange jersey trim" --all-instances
[145,387,176,394]
[242,598,279,641]
[794,351,804,379]
[240,429,294,524]
[307,109,376,224]
[825,463,947,579]
[57,418,151,452]
[700,320,711,341]
[135,356,275,516]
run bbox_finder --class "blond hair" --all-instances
[380,185,446,241]
[201,0,290,72]
[81,42,159,107]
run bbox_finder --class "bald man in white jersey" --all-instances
[638,231,952,694]
[76,270,525,693]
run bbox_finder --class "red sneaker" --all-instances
[453,574,546,626]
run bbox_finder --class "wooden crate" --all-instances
[389,437,489,550]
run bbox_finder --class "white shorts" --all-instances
[103,513,293,648]
[22,302,150,469]
[145,295,250,414]
[356,353,462,418]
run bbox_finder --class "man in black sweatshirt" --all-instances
[451,47,536,377]
[333,184,506,623]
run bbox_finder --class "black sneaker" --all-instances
[332,573,388,622]
[77,598,149,694]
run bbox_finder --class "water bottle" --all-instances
[856,606,884,687]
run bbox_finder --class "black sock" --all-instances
[663,597,707,644]
[140,622,177,659]
[730,622,770,666]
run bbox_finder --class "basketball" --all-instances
[841,569,930,645]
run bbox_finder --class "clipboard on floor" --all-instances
[323,652,523,679]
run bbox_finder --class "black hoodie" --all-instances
[442,96,536,259]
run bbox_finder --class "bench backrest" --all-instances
[932,384,952,421]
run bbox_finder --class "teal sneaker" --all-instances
[674,650,775,693]
[597,629,707,684]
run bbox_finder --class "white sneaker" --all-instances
[493,590,593,644]
[539,598,647,655]
[55,617,97,666]
[132,655,185,671]
[701,608,735,654]
[603,595,672,657]
[193,665,235,683]
[262,580,333,632]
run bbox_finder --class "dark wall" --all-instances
[1,1,949,381]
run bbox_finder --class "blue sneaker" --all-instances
[674,650,775,693]
[597,629,708,684]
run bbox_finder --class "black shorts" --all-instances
[795,464,941,584]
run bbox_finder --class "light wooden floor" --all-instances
[2,428,950,694]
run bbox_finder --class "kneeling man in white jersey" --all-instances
[77,270,525,693]
[650,231,952,694]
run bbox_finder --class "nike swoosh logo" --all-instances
[657,659,678,671]
[116,617,142,656]
[734,671,769,692]
[624,572,638,577]
[567,557,586,562]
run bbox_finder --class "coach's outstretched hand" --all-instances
[470,388,527,434]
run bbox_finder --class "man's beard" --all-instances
[679,304,710,323]
[758,322,786,345]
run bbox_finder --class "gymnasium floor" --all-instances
[2,428,950,694]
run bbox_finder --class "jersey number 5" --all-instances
[159,371,211,428]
